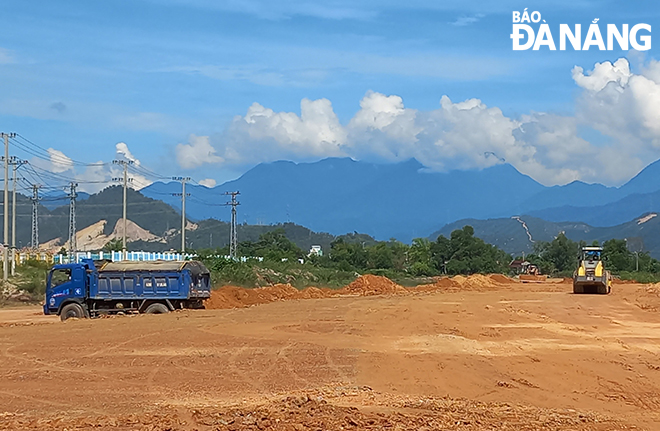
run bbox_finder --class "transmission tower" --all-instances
[112,160,133,260]
[172,177,191,253]
[224,191,240,258]
[30,184,41,250]
[9,157,26,275]
[1,132,15,280]
[67,182,78,262]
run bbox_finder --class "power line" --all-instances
[13,134,108,167]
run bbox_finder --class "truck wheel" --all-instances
[144,303,169,314]
[60,303,86,322]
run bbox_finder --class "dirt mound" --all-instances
[205,283,302,309]
[0,391,623,431]
[339,274,407,296]
[205,272,542,310]
[436,277,459,288]
[613,278,638,284]
[264,283,300,300]
[520,274,548,283]
[298,286,328,299]
[413,274,512,293]
[413,277,459,292]
[452,274,502,291]
[489,274,516,284]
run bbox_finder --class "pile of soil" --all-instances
[488,274,516,284]
[204,284,305,309]
[450,274,506,291]
[338,274,407,296]
[414,277,459,292]
[613,278,638,284]
[519,274,548,283]
[205,273,538,310]
[1,391,622,430]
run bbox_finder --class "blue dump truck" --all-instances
[44,259,211,321]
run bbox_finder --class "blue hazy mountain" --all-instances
[40,190,90,210]
[141,158,546,242]
[140,156,660,242]
[520,159,660,224]
[519,181,619,212]
[528,189,660,227]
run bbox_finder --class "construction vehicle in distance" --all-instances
[573,246,612,294]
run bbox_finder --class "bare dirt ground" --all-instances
[1,277,660,430]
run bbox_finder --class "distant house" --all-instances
[309,245,322,256]
[509,259,531,274]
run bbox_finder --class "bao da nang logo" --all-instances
[511,9,651,50]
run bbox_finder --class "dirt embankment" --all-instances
[205,273,519,310]
[0,388,622,431]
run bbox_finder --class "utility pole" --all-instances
[30,184,41,250]
[67,182,78,263]
[0,133,14,280]
[224,191,240,258]
[9,157,26,275]
[112,160,133,260]
[172,177,191,253]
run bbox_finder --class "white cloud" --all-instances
[217,98,347,165]
[572,58,631,92]
[47,148,73,173]
[174,57,660,186]
[175,135,224,169]
[573,58,660,158]
[115,142,141,166]
[451,13,485,26]
[198,178,217,188]
[113,143,151,190]
[45,142,154,193]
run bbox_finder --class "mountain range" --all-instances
[142,157,660,242]
[430,214,658,257]
[7,156,660,257]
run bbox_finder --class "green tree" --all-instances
[408,238,434,276]
[542,233,578,273]
[102,238,123,252]
[330,238,367,270]
[602,239,633,273]
[366,243,394,269]
[430,226,510,275]
[254,229,304,261]
[387,239,409,271]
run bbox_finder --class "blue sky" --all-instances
[1,0,660,190]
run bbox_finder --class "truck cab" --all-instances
[43,261,94,318]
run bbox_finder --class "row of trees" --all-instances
[526,233,660,275]
[199,227,660,279]
[200,226,511,277]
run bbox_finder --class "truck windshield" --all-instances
[50,268,72,288]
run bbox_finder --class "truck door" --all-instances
[71,266,86,298]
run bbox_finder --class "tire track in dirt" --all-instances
[0,389,108,416]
